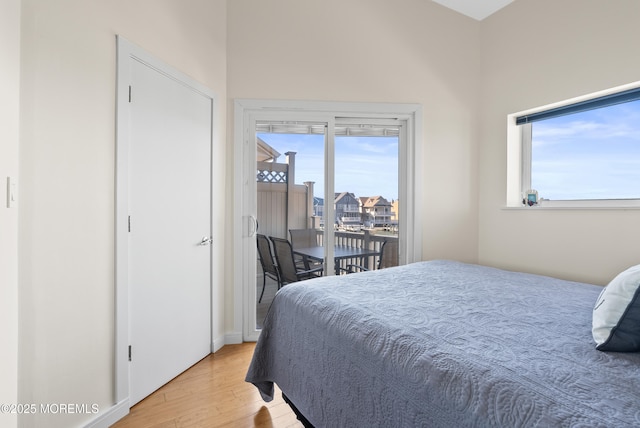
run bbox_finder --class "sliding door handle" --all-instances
[249,216,258,237]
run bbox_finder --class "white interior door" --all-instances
[128,58,212,405]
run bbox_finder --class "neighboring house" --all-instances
[257,137,281,162]
[313,196,324,220]
[359,196,394,227]
[334,192,361,228]
[391,199,399,224]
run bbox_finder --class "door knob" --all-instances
[199,236,212,246]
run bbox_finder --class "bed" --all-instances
[245,260,640,427]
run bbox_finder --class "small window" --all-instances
[512,85,640,207]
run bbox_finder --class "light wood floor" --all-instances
[111,343,303,428]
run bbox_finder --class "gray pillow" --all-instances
[592,264,640,352]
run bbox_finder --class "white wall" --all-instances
[478,0,640,284]
[0,1,21,427]
[18,1,226,426]
[226,2,482,328]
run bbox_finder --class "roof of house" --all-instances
[359,196,391,208]
[334,192,357,203]
[256,137,281,162]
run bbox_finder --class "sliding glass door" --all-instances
[255,122,326,329]
[252,118,402,329]
[334,120,400,269]
[236,100,421,340]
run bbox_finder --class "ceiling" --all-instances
[432,0,515,21]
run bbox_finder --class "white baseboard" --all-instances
[82,398,129,428]
[212,336,224,353]
[223,332,243,346]
[211,332,243,353]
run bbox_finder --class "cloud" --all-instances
[532,104,640,148]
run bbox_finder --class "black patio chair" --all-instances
[289,228,324,271]
[269,236,323,285]
[345,240,399,273]
[256,234,280,303]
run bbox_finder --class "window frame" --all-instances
[507,82,640,209]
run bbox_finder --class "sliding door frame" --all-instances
[234,100,423,341]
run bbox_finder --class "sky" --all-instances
[258,133,399,201]
[531,100,640,200]
[258,99,640,203]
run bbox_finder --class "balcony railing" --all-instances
[338,205,360,213]
[314,229,398,273]
[338,216,361,224]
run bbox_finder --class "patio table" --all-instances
[293,245,380,275]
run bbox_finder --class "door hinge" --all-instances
[128,345,132,362]
[128,85,132,103]
[128,215,131,232]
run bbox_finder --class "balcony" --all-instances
[338,216,361,225]
[315,229,398,273]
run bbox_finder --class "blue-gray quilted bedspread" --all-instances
[245,260,640,427]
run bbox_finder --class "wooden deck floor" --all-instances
[111,342,303,428]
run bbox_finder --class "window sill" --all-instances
[503,200,640,210]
